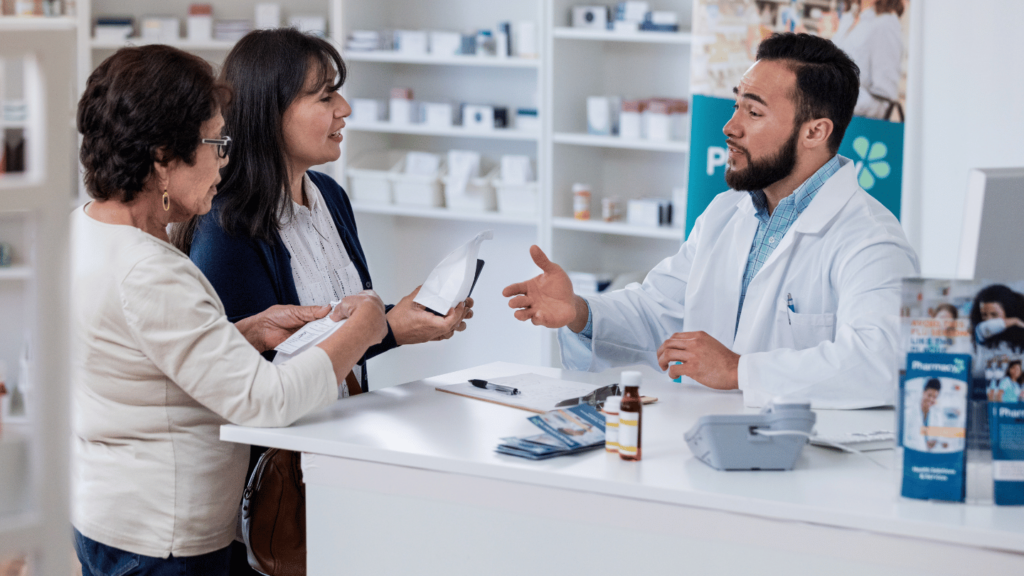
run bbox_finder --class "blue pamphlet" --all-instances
[497,404,606,460]
[900,352,970,502]
[989,402,1024,505]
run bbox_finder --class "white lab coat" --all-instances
[571,157,919,409]
[831,9,903,120]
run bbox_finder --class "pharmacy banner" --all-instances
[686,0,912,235]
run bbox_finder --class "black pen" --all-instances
[469,379,520,396]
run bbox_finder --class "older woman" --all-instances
[71,45,386,574]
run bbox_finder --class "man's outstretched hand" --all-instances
[502,245,586,330]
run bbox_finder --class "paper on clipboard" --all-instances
[435,373,605,414]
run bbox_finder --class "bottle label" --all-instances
[618,411,639,455]
[604,413,619,452]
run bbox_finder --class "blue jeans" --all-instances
[73,528,231,576]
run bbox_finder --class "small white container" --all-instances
[495,180,538,216]
[421,102,455,128]
[602,396,622,453]
[444,165,498,212]
[347,150,405,205]
[187,15,213,42]
[429,31,462,56]
[254,3,281,29]
[463,105,495,131]
[350,98,387,123]
[390,98,417,125]
[391,156,446,207]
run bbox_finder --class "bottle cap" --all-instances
[621,370,642,388]
[602,396,621,413]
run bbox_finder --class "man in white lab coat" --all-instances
[502,33,919,409]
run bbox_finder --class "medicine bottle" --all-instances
[618,371,642,461]
[602,396,622,453]
[572,183,591,220]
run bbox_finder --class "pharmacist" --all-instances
[502,33,919,409]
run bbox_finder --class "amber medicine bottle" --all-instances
[618,371,642,461]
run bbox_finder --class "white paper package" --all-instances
[413,230,493,315]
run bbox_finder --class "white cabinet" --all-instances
[0,16,76,575]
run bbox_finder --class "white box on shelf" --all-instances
[389,98,417,125]
[463,105,495,131]
[495,179,538,216]
[627,198,673,227]
[142,17,179,43]
[347,150,406,205]
[289,15,326,38]
[429,31,462,57]
[587,96,621,136]
[515,21,538,58]
[500,155,534,185]
[394,30,428,55]
[643,102,671,141]
[572,6,609,29]
[350,98,387,123]
[444,162,498,212]
[515,108,539,132]
[391,155,445,207]
[254,3,280,30]
[421,102,455,128]
[187,15,213,42]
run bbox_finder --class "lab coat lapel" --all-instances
[705,195,759,348]
[733,157,858,351]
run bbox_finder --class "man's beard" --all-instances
[724,126,800,192]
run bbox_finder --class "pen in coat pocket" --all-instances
[787,293,795,324]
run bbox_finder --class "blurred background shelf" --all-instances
[552,216,683,240]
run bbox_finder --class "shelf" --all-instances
[344,51,540,69]
[0,266,32,280]
[345,121,539,141]
[553,27,692,44]
[552,217,683,240]
[0,16,76,31]
[352,202,537,225]
[91,37,237,50]
[553,132,689,153]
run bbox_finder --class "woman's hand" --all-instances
[332,290,388,343]
[237,304,331,353]
[386,286,473,345]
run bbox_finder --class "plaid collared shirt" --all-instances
[735,155,841,332]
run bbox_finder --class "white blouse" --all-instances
[70,205,337,557]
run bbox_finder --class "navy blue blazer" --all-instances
[189,170,398,391]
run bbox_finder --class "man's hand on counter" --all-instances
[658,331,740,390]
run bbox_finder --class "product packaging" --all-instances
[989,402,1024,505]
[900,352,969,502]
[413,230,493,315]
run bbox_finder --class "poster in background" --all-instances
[686,0,912,235]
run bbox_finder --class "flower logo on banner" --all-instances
[852,136,891,190]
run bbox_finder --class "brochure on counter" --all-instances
[900,279,1024,504]
[496,404,606,460]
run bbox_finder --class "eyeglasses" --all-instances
[201,135,231,159]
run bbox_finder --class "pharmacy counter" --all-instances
[222,362,1024,575]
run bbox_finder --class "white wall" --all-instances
[905,0,1024,277]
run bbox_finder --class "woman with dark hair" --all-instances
[72,45,387,574]
[992,359,1023,403]
[173,28,473,572]
[970,284,1024,351]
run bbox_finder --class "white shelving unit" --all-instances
[0,17,76,574]
[72,0,695,387]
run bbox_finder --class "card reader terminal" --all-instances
[684,401,816,471]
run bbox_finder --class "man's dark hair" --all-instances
[756,33,860,154]
[77,45,230,202]
[924,378,942,392]
[171,28,346,253]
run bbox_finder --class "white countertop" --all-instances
[222,362,1024,553]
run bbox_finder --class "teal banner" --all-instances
[685,94,904,236]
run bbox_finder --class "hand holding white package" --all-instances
[413,230,493,315]
[273,300,347,364]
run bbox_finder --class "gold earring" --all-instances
[162,189,170,211]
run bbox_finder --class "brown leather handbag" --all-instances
[240,372,361,575]
[241,448,306,576]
